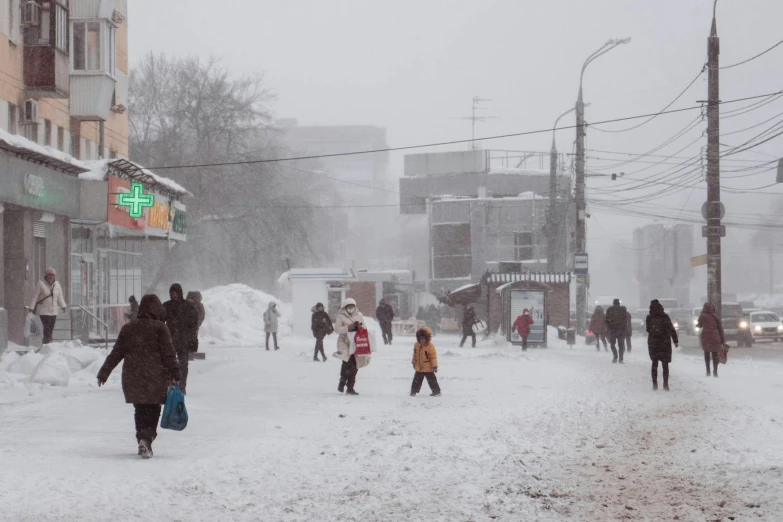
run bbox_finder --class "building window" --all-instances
[44,119,51,146]
[72,19,113,74]
[7,103,17,134]
[22,0,68,52]
[23,123,38,143]
[55,1,69,52]
[57,126,64,151]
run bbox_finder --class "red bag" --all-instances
[719,344,730,365]
[353,328,372,356]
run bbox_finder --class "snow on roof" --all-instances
[79,159,189,196]
[289,268,356,280]
[488,166,549,176]
[0,127,89,174]
[434,192,548,203]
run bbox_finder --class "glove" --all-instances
[348,323,357,332]
[433,367,438,374]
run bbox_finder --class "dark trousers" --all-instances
[178,358,189,395]
[411,371,440,394]
[595,333,608,351]
[704,352,719,373]
[340,355,358,391]
[651,360,669,383]
[609,332,626,361]
[40,315,57,344]
[460,332,476,347]
[381,323,393,345]
[266,332,278,350]
[625,336,632,352]
[134,404,162,443]
[314,335,326,360]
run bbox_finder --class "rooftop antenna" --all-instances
[451,96,496,150]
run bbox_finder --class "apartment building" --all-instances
[0,1,189,350]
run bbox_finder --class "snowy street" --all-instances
[2,333,783,521]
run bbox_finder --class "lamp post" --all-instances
[575,38,631,334]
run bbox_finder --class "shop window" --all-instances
[72,19,113,75]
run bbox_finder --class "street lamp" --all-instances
[574,38,631,335]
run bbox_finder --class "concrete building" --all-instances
[633,224,694,310]
[0,1,189,350]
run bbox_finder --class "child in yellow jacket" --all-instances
[411,327,441,397]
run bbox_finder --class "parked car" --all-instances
[669,308,691,333]
[687,307,702,336]
[631,309,648,334]
[747,311,783,342]
[723,302,753,347]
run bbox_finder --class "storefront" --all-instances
[0,139,86,350]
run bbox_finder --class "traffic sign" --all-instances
[702,225,726,238]
[574,253,589,275]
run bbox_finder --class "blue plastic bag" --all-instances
[160,384,188,431]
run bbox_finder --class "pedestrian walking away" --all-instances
[186,291,206,356]
[624,309,633,353]
[126,295,139,323]
[163,283,199,394]
[410,327,441,397]
[311,302,334,361]
[334,298,368,395]
[589,306,609,352]
[27,267,67,345]
[264,302,282,350]
[605,299,628,363]
[97,294,181,459]
[697,302,725,377]
[376,299,395,345]
[460,305,478,348]
[646,299,679,391]
[512,309,535,350]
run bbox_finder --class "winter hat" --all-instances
[342,298,357,309]
[613,298,621,306]
[416,326,432,343]
[650,299,664,314]
[138,294,166,321]
[523,308,530,314]
[46,267,56,276]
[315,302,324,309]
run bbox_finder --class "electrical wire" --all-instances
[721,37,783,70]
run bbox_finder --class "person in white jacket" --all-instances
[334,298,366,395]
[28,267,67,344]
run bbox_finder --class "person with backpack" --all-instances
[589,306,608,352]
[375,299,395,345]
[334,298,366,395]
[311,302,334,362]
[697,302,725,378]
[646,299,679,391]
[410,327,441,397]
[459,305,478,348]
[511,309,535,350]
[27,267,67,345]
[97,294,181,459]
[264,302,282,350]
[605,299,628,363]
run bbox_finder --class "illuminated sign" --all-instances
[117,182,154,218]
[147,201,170,230]
[24,173,44,197]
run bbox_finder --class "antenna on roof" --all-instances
[450,96,496,150]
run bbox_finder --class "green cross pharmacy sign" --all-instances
[117,182,155,218]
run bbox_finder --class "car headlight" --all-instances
[755,325,762,332]
[778,325,783,332]
[739,321,748,329]
[673,322,679,329]
[693,319,698,325]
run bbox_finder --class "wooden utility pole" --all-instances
[706,13,723,315]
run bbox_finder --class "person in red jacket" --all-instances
[512,309,535,350]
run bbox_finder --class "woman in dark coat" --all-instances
[697,302,725,377]
[97,294,181,459]
[589,306,609,352]
[646,299,679,391]
[311,302,334,362]
[459,305,478,348]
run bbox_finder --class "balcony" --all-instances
[24,46,70,98]
[68,16,117,120]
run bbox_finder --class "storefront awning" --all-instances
[440,283,482,306]
[0,129,88,175]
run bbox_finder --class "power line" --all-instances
[146,90,783,171]
[721,37,783,70]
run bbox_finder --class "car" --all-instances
[685,307,702,336]
[669,308,691,333]
[747,311,783,342]
[722,302,753,347]
[630,309,647,334]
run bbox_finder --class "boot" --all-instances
[138,439,153,459]
[346,389,359,396]
[410,392,417,397]
[338,380,345,393]
[706,367,711,377]
[430,391,441,397]
[652,368,658,390]
[663,376,670,391]
[713,365,719,378]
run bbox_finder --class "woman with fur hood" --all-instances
[333,298,366,395]
[410,327,441,397]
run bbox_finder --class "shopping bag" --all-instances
[350,328,372,368]
[24,313,41,338]
[719,344,730,365]
[472,320,486,335]
[160,384,188,431]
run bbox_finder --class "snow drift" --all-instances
[0,340,106,388]
[200,284,293,344]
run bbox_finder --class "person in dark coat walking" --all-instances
[697,302,725,377]
[311,302,334,362]
[605,299,628,363]
[590,306,609,352]
[459,305,478,348]
[186,291,206,356]
[376,299,395,345]
[624,309,633,353]
[97,295,181,458]
[125,295,139,323]
[646,299,679,391]
[163,283,199,394]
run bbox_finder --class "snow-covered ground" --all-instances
[2,288,783,520]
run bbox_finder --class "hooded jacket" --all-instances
[97,295,181,404]
[163,283,199,354]
[512,310,534,337]
[311,303,334,337]
[263,302,282,333]
[186,291,206,329]
[412,327,438,373]
[334,298,367,365]
[605,300,628,334]
[462,306,477,334]
[697,303,725,352]
[590,306,607,334]
[376,301,395,325]
[646,300,678,363]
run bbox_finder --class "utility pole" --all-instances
[547,141,558,272]
[706,9,723,316]
[575,91,587,334]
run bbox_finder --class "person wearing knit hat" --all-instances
[27,267,67,344]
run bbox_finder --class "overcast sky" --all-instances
[129,0,783,299]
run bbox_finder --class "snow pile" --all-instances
[29,352,71,387]
[8,351,44,374]
[0,341,106,388]
[200,284,293,344]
